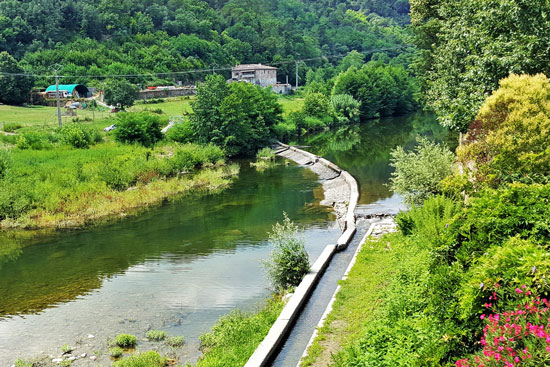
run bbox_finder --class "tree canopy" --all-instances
[412,0,550,132]
[0,52,33,105]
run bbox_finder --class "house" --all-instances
[231,64,277,87]
[271,83,292,95]
[45,84,91,99]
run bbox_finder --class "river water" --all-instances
[0,112,453,365]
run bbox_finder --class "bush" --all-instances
[114,334,137,348]
[2,123,22,132]
[0,150,9,178]
[331,94,361,124]
[458,237,550,322]
[169,144,224,173]
[110,347,124,358]
[16,132,52,150]
[303,92,331,118]
[113,351,165,367]
[145,330,166,341]
[256,147,275,160]
[458,74,550,188]
[166,120,194,143]
[263,213,309,289]
[59,124,95,149]
[456,288,550,367]
[113,112,164,147]
[389,137,455,206]
[165,336,184,347]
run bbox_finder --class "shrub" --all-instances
[113,112,164,147]
[389,137,455,206]
[263,213,309,289]
[459,237,550,323]
[145,330,166,341]
[16,132,52,150]
[165,336,184,347]
[114,334,137,348]
[456,288,550,367]
[113,351,165,367]
[256,147,275,161]
[99,160,135,191]
[166,120,194,143]
[59,124,93,149]
[2,123,22,132]
[331,94,361,124]
[303,92,331,118]
[14,358,32,367]
[60,344,72,353]
[110,347,124,358]
[0,150,9,178]
[458,74,550,188]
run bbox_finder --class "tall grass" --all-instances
[0,142,235,229]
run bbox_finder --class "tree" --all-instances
[413,0,550,132]
[103,79,139,109]
[389,137,455,206]
[457,74,550,188]
[0,52,33,105]
[113,112,164,147]
[191,75,282,156]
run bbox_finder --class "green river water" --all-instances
[0,113,454,365]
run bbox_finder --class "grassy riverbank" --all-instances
[195,296,285,367]
[0,141,237,230]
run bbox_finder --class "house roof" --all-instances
[232,64,277,71]
[45,84,87,94]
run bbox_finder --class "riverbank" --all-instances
[0,142,237,231]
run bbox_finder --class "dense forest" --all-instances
[0,0,411,87]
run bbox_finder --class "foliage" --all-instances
[264,213,309,290]
[456,288,550,367]
[0,52,33,105]
[60,124,101,149]
[109,347,124,358]
[412,0,550,132]
[61,344,72,353]
[302,92,332,118]
[0,141,230,227]
[197,296,284,367]
[103,79,140,109]
[145,330,166,341]
[0,150,9,179]
[256,147,275,161]
[2,123,22,132]
[331,94,361,124]
[389,137,455,206]
[457,74,550,188]
[166,120,194,143]
[165,336,184,347]
[191,75,282,157]
[332,61,416,120]
[113,112,164,147]
[14,359,32,367]
[112,351,166,367]
[114,334,137,348]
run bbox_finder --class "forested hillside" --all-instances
[0,0,411,87]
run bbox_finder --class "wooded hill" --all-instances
[0,0,411,87]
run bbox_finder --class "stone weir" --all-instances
[244,143,360,367]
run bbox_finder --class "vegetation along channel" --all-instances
[2,0,550,366]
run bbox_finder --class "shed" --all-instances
[45,84,90,98]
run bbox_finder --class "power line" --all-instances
[0,45,412,79]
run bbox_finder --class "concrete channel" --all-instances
[244,143,361,367]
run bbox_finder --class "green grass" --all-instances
[277,96,304,116]
[113,351,166,367]
[300,233,402,367]
[196,296,284,367]
[109,347,124,358]
[145,330,166,341]
[0,105,111,128]
[129,97,194,116]
[114,334,137,348]
[165,336,185,347]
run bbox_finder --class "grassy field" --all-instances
[0,95,302,131]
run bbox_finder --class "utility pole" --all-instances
[295,61,299,90]
[53,66,62,128]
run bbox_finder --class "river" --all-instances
[0,112,454,365]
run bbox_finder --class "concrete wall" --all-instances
[244,143,359,367]
[138,87,196,100]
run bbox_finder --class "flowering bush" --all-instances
[456,286,550,366]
